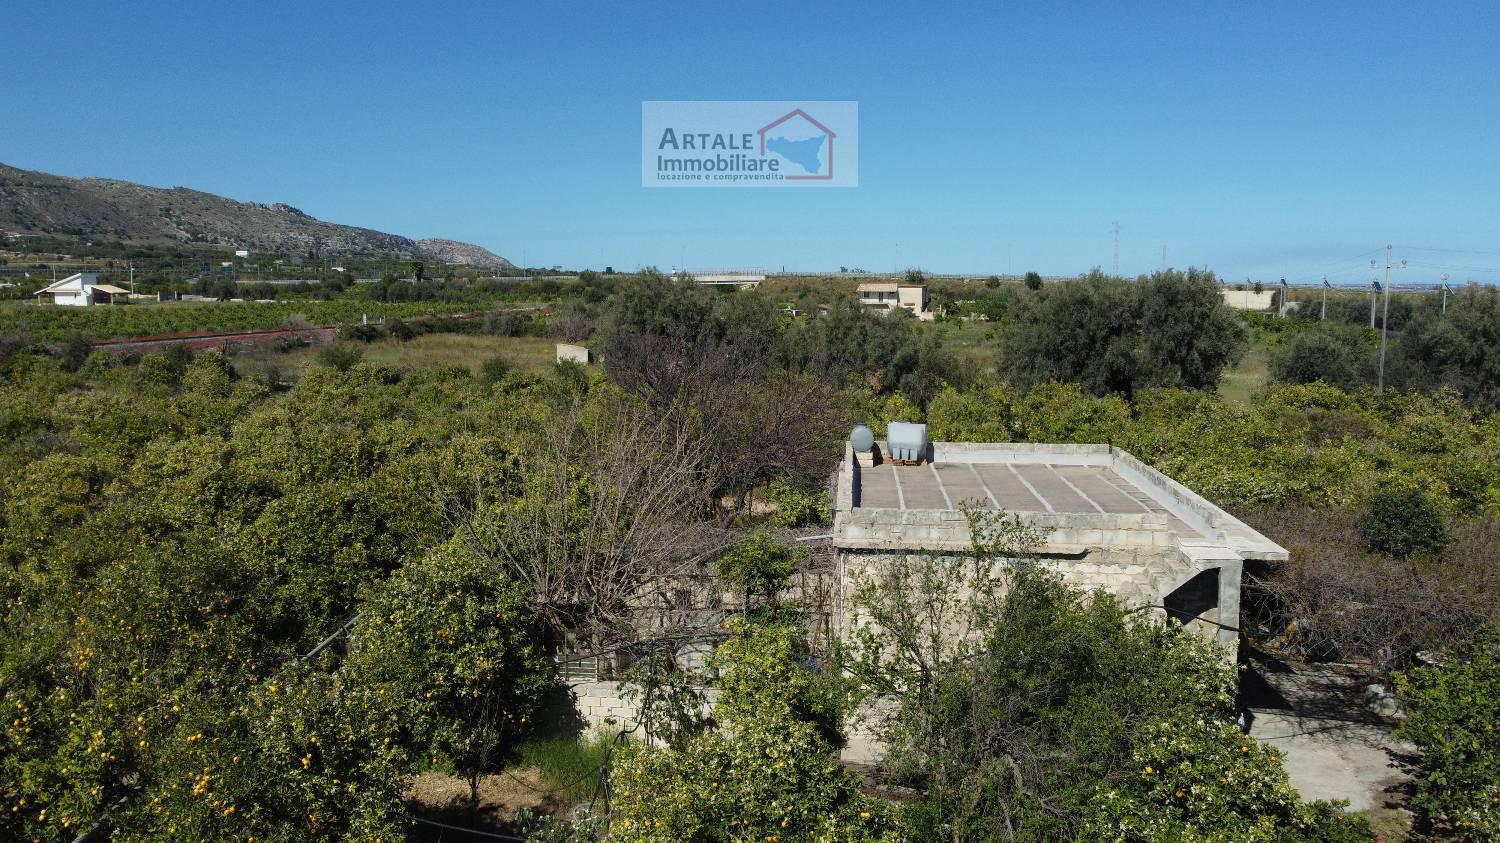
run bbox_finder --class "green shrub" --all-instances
[58,331,95,372]
[385,317,415,341]
[715,533,797,610]
[609,616,896,842]
[1396,627,1500,839]
[345,323,383,343]
[478,353,512,385]
[1359,487,1452,558]
[762,480,831,527]
[136,351,182,387]
[316,343,363,372]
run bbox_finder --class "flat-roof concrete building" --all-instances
[832,440,1286,659]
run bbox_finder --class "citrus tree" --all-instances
[342,541,553,816]
[609,615,895,842]
[1395,627,1500,840]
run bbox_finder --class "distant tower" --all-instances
[1161,244,1167,272]
[1112,221,1120,275]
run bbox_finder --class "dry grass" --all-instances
[1359,806,1415,841]
[405,768,564,837]
[357,334,559,373]
[234,333,566,382]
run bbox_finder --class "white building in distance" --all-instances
[33,272,130,307]
[857,281,933,320]
[1220,289,1276,311]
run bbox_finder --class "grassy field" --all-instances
[930,318,999,378]
[234,333,565,381]
[1218,344,1271,406]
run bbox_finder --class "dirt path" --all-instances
[405,768,570,841]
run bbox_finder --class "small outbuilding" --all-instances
[556,343,591,365]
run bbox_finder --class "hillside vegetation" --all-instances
[0,163,511,267]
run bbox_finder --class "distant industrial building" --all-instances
[1220,289,1277,310]
[33,272,130,307]
[685,269,766,287]
[857,281,933,320]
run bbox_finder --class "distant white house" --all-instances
[1220,289,1277,311]
[33,272,130,307]
[234,249,250,258]
[857,281,933,321]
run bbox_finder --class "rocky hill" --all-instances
[0,163,513,268]
[413,238,513,269]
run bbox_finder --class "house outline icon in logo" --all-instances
[757,108,836,181]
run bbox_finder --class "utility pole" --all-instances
[1112,221,1120,275]
[1440,273,1451,315]
[1321,275,1329,320]
[1372,245,1406,391]
[128,262,136,294]
[1369,279,1380,329]
[1161,244,1167,272]
[1279,278,1289,317]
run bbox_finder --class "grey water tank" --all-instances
[886,421,928,462]
[850,424,875,453]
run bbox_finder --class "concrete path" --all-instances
[1240,650,1415,814]
[1250,710,1410,811]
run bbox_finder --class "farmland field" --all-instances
[0,299,481,341]
[233,333,564,381]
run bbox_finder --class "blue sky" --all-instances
[5,1,1498,283]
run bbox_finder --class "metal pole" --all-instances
[1376,245,1403,391]
[1321,276,1327,320]
[1369,280,1378,329]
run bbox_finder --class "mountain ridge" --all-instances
[0,163,513,269]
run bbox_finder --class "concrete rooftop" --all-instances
[858,461,1205,537]
[837,442,1287,562]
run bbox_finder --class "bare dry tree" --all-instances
[445,389,734,653]
[704,370,852,512]
[1244,508,1500,676]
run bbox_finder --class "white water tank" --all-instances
[886,421,928,462]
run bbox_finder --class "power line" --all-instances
[1399,244,1500,258]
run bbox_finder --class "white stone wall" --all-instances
[571,681,637,731]
[555,343,591,364]
[569,680,719,739]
